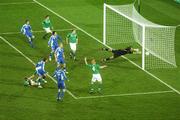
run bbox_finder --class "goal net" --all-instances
[103,3,177,69]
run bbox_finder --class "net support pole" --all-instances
[142,25,145,70]
[103,3,106,44]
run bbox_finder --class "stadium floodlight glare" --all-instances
[103,3,177,70]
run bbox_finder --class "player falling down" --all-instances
[53,66,68,101]
[42,15,53,39]
[24,58,48,88]
[84,57,107,94]
[48,31,62,61]
[66,29,78,60]
[54,43,68,73]
[101,46,141,62]
[21,20,35,48]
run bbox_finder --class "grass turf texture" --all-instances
[0,0,180,120]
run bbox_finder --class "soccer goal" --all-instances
[103,3,177,70]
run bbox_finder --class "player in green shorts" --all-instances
[84,57,107,94]
[66,29,78,60]
[42,15,53,39]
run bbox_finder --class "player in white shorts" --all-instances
[42,15,53,39]
[66,29,78,60]
[84,57,107,94]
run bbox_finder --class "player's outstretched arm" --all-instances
[100,65,107,69]
[84,57,88,65]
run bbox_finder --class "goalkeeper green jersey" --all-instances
[42,19,52,28]
[67,33,78,43]
[87,64,100,74]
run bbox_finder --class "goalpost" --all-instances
[103,3,177,70]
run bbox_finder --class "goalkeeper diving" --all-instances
[101,46,141,62]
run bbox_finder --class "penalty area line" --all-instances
[0,28,76,35]
[33,0,180,95]
[0,1,35,6]
[77,90,175,99]
[0,36,78,100]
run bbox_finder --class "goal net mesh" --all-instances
[104,3,177,69]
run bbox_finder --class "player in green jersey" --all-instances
[42,15,53,39]
[66,29,78,60]
[84,57,107,94]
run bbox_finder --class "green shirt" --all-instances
[42,19,52,28]
[87,64,100,74]
[67,33,78,43]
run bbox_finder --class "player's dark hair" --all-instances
[25,20,29,23]
[45,15,49,18]
[42,75,46,79]
[52,31,56,35]
[125,46,132,51]
[43,57,47,62]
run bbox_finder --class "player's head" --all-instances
[91,58,96,64]
[45,15,49,19]
[72,29,76,34]
[125,46,133,52]
[25,20,29,24]
[42,57,48,62]
[52,31,57,35]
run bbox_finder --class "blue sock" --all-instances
[29,40,33,47]
[49,53,52,59]
[60,91,64,98]
[57,91,61,99]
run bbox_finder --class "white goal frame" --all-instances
[103,3,177,70]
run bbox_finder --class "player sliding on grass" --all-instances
[66,29,78,60]
[84,57,107,94]
[101,46,141,62]
[54,43,67,73]
[24,58,48,88]
[21,20,34,48]
[42,15,53,39]
[53,66,68,101]
[48,31,62,61]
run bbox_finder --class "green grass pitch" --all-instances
[0,0,180,120]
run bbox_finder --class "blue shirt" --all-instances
[36,60,45,72]
[48,35,62,48]
[53,68,67,83]
[21,24,32,36]
[55,47,64,60]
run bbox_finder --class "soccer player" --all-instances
[101,46,141,62]
[35,58,48,88]
[24,75,38,87]
[66,29,78,60]
[53,66,67,101]
[48,31,62,61]
[84,57,107,94]
[42,15,53,39]
[21,20,35,47]
[54,43,67,72]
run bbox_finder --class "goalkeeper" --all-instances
[101,46,140,62]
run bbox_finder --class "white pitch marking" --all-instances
[0,36,77,100]
[0,1,35,5]
[33,0,180,95]
[0,28,75,35]
[77,90,175,99]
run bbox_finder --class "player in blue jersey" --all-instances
[35,58,48,88]
[54,43,66,67]
[48,31,62,61]
[53,66,67,101]
[21,20,35,47]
